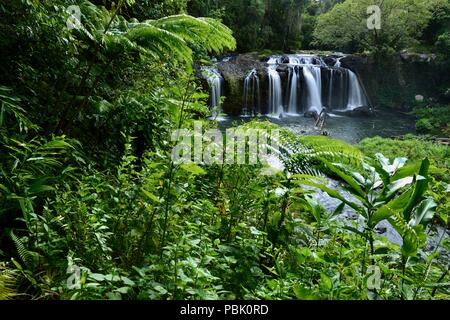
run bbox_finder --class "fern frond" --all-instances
[126,23,193,64]
[0,264,17,300]
[73,4,236,67]
[10,232,38,269]
[150,15,236,54]
[237,120,364,177]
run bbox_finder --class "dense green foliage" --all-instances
[0,0,449,301]
[313,0,449,54]
[415,105,450,136]
[359,136,449,229]
[188,0,310,52]
[359,136,449,167]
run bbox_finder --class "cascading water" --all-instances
[303,66,323,114]
[328,68,335,109]
[267,56,283,65]
[232,54,370,118]
[286,66,300,114]
[263,54,369,115]
[267,66,283,117]
[203,67,224,119]
[288,54,326,66]
[337,69,350,109]
[243,69,260,116]
[346,70,368,111]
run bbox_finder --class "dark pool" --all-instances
[218,108,416,144]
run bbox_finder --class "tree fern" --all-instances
[149,15,236,54]
[75,2,236,67]
[74,2,235,67]
[125,22,194,64]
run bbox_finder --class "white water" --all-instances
[287,54,326,66]
[267,66,283,117]
[287,67,300,114]
[236,54,370,118]
[267,56,282,65]
[203,68,224,119]
[303,66,323,114]
[346,70,368,111]
[328,69,334,109]
[243,69,260,116]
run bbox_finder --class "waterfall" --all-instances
[266,54,363,116]
[288,54,326,66]
[328,68,334,109]
[233,54,370,117]
[303,66,323,114]
[287,66,300,114]
[268,56,282,65]
[338,69,350,109]
[346,70,368,111]
[203,67,223,118]
[267,66,283,117]
[243,69,260,116]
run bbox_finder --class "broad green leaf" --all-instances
[89,273,106,282]
[293,179,363,214]
[293,285,317,300]
[107,292,122,300]
[370,188,414,228]
[320,273,333,292]
[180,163,207,176]
[403,159,430,220]
[392,162,421,181]
[322,159,367,200]
[409,198,436,228]
[401,229,419,258]
[142,189,159,203]
[333,202,345,216]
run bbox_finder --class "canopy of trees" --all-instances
[81,0,450,55]
[313,0,450,54]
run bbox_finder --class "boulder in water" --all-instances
[304,110,319,119]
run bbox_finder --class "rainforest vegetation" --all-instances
[0,0,449,301]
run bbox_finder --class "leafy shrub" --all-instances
[358,135,449,168]
[414,105,450,136]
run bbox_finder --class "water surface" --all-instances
[218,109,416,144]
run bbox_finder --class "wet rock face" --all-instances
[217,53,269,116]
[340,53,449,110]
